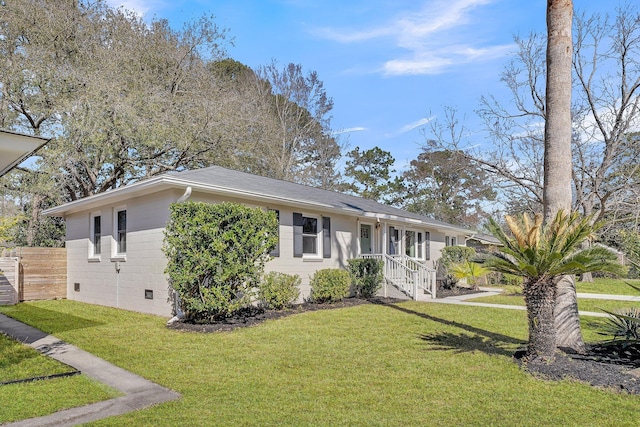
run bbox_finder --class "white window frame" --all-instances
[302,213,322,260]
[111,205,127,261]
[88,211,102,261]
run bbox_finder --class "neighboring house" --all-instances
[466,233,502,255]
[44,166,474,317]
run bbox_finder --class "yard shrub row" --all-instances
[164,202,385,322]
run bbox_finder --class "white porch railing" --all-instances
[360,253,437,300]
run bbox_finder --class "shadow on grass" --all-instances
[3,304,104,335]
[385,303,525,357]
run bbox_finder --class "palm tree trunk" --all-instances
[524,279,557,359]
[544,0,585,353]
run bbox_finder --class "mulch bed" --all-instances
[167,297,402,333]
[168,295,640,395]
[518,343,640,394]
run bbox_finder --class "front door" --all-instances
[360,224,372,254]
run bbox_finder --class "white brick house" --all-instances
[45,166,474,317]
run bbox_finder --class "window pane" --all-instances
[417,232,423,258]
[302,217,317,234]
[303,236,317,254]
[93,216,101,255]
[117,210,127,253]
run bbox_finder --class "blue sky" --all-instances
[107,0,615,170]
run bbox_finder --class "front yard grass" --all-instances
[0,330,120,424]
[0,332,75,384]
[0,329,122,424]
[2,299,640,426]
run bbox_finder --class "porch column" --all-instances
[382,222,387,255]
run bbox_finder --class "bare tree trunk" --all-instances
[543,0,585,353]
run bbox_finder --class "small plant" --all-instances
[449,261,489,290]
[347,258,384,298]
[599,282,640,345]
[259,272,301,310]
[310,268,351,303]
[600,307,640,342]
[438,246,477,289]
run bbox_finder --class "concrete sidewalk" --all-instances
[0,313,180,427]
[425,287,629,318]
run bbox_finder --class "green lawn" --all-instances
[0,332,76,384]
[576,278,640,295]
[469,293,640,314]
[1,299,639,426]
[0,330,120,424]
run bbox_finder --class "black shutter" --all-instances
[270,210,280,257]
[322,217,331,258]
[293,212,303,257]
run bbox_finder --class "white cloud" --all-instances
[315,0,513,76]
[399,117,434,133]
[332,127,367,135]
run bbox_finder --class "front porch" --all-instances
[360,253,437,301]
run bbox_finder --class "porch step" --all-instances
[377,282,411,300]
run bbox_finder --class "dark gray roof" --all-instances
[172,166,472,233]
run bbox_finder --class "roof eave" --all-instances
[44,175,474,234]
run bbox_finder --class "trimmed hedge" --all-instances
[163,201,278,321]
[347,258,384,298]
[310,268,351,303]
[259,272,301,309]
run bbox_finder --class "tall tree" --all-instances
[544,0,583,353]
[343,146,398,202]
[425,5,640,226]
[0,1,344,244]
[400,147,496,228]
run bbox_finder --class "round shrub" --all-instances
[259,272,301,310]
[310,268,351,303]
[347,258,384,298]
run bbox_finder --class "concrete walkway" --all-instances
[0,313,180,427]
[425,288,636,318]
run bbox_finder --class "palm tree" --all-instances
[485,210,625,360]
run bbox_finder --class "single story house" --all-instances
[44,166,475,317]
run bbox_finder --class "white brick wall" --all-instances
[64,188,455,317]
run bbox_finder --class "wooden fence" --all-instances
[0,247,66,303]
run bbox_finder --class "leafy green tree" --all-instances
[163,202,278,321]
[343,146,398,202]
[1,1,343,244]
[400,148,496,228]
[485,211,624,359]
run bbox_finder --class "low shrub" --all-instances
[259,272,301,310]
[347,258,384,298]
[600,307,640,342]
[438,246,477,288]
[310,268,351,303]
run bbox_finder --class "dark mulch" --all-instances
[168,295,640,395]
[167,297,403,333]
[518,343,640,394]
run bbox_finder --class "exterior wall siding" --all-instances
[64,188,460,317]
